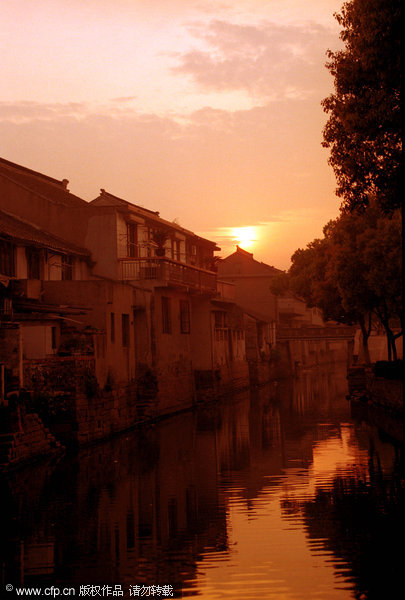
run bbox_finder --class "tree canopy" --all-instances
[322,0,401,213]
[285,207,402,361]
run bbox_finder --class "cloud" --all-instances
[172,19,333,100]
[0,90,338,271]
[110,96,138,103]
[0,101,89,122]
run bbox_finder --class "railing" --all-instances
[277,326,356,340]
[119,258,217,292]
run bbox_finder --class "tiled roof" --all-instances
[221,246,282,274]
[0,157,88,208]
[0,208,91,257]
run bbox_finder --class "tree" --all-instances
[286,207,402,363]
[359,212,403,359]
[288,237,356,324]
[322,0,401,213]
[327,206,402,360]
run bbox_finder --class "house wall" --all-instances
[190,297,213,371]
[231,276,277,321]
[43,280,137,387]
[15,247,27,278]
[210,308,248,390]
[10,243,89,283]
[85,210,119,280]
[217,251,278,322]
[151,288,195,412]
[21,324,57,359]
[0,324,22,390]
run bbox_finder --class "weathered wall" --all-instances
[276,337,351,377]
[85,209,119,280]
[43,280,138,386]
[22,356,143,446]
[151,288,195,412]
[21,323,56,359]
[0,324,22,389]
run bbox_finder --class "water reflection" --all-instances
[1,364,403,599]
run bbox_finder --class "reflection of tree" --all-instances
[299,454,404,599]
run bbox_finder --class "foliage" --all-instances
[289,237,355,324]
[151,228,170,248]
[269,271,290,296]
[322,0,401,213]
[286,206,402,362]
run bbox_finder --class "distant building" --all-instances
[217,246,280,385]
[217,246,280,324]
[277,293,324,328]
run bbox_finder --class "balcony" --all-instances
[119,258,217,293]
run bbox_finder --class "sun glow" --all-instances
[231,226,257,249]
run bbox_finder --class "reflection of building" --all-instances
[3,363,381,597]
[1,411,227,594]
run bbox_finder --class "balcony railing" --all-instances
[119,258,217,292]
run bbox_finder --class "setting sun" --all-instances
[231,226,257,250]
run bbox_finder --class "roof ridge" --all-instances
[95,189,160,216]
[0,156,67,188]
[0,169,87,208]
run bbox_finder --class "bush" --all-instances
[373,360,404,380]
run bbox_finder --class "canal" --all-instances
[1,362,404,599]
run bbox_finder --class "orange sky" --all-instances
[0,0,343,269]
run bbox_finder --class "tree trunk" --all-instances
[358,314,371,365]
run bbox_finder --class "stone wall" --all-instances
[0,408,62,470]
[23,356,144,446]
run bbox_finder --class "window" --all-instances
[121,313,130,347]
[214,311,227,341]
[0,240,15,277]
[161,296,171,334]
[26,247,42,279]
[179,300,190,334]
[62,255,74,280]
[174,240,181,261]
[110,312,115,343]
[127,223,138,257]
[214,311,225,328]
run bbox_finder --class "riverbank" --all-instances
[347,363,404,417]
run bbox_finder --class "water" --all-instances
[1,363,404,599]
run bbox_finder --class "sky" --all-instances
[0,0,344,269]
